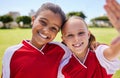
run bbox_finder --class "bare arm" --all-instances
[103,0,120,61]
[104,36,120,61]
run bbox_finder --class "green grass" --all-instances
[0,28,120,78]
[89,27,119,44]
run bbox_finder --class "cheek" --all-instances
[50,32,58,40]
[80,35,89,43]
[32,19,41,26]
[81,34,89,39]
[52,33,57,38]
[62,38,68,44]
[83,37,89,45]
[34,22,40,27]
[64,40,72,47]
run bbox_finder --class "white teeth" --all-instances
[74,44,80,47]
[74,42,83,47]
[39,33,47,39]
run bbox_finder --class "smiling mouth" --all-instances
[73,42,84,47]
[39,32,49,39]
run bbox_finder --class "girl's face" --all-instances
[62,18,90,56]
[31,10,62,49]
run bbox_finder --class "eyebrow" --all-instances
[40,17,48,22]
[40,17,60,30]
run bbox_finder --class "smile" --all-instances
[39,32,49,39]
[73,42,84,47]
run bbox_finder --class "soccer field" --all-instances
[0,28,120,78]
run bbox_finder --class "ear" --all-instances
[61,35,65,42]
[61,35,67,46]
[31,16,35,25]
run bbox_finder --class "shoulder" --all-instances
[49,41,70,52]
[2,43,23,78]
[3,43,23,62]
[4,44,23,55]
[50,41,72,62]
[50,41,66,47]
[95,44,109,52]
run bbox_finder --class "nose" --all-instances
[42,27,50,34]
[74,35,79,42]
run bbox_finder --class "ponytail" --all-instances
[88,32,96,50]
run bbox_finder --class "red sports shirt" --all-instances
[2,40,72,78]
[58,45,120,78]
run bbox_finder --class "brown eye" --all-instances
[66,34,74,38]
[78,32,85,36]
[39,20,47,26]
[50,27,58,32]
[68,34,73,37]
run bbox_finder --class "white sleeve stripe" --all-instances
[95,45,120,74]
[2,44,23,78]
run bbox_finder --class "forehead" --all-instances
[36,10,62,27]
[65,19,87,30]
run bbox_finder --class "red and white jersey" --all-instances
[58,45,120,78]
[2,40,72,78]
[2,41,120,78]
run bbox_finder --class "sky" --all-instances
[0,0,120,23]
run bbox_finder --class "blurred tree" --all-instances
[16,16,31,28]
[91,16,109,21]
[90,16,112,27]
[66,11,86,19]
[0,15,13,28]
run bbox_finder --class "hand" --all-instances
[104,0,120,33]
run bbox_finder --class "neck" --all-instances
[75,48,88,63]
[30,39,43,50]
